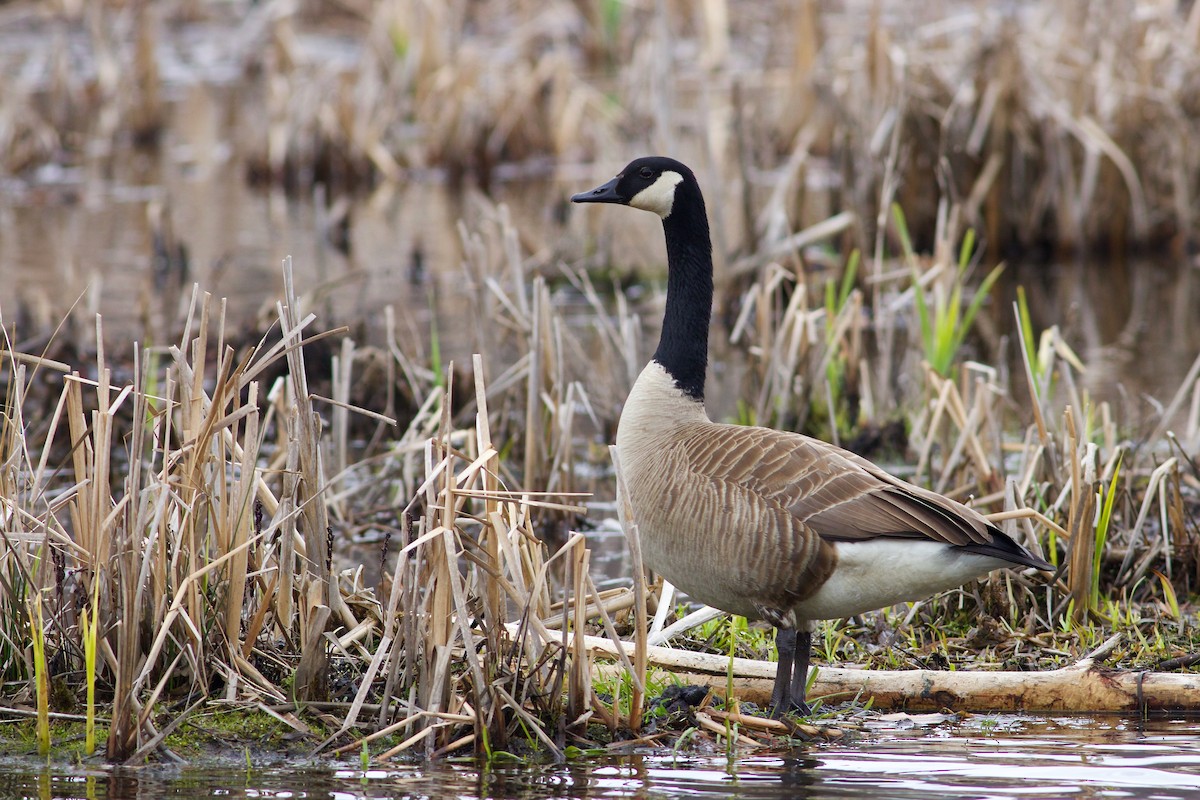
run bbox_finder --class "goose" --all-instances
[572,156,1052,716]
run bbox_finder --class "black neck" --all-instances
[652,186,712,402]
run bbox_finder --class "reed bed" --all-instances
[4,0,1200,252]
[0,240,650,762]
[2,185,1198,762]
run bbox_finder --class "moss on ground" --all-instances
[0,708,349,766]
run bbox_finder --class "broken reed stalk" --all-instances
[472,353,505,720]
[1064,406,1098,623]
[353,347,613,760]
[569,542,591,724]
[281,258,335,701]
[224,379,259,653]
[610,447,647,733]
[523,277,547,493]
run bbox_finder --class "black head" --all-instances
[571,157,697,219]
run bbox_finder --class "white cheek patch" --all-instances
[629,171,684,217]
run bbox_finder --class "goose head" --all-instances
[571,156,697,219]
[572,156,713,401]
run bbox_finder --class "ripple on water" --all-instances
[1,715,1199,799]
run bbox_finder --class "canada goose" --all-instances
[572,156,1052,716]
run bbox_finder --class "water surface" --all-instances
[3,715,1198,799]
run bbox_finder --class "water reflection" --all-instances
[3,716,1200,799]
[1008,255,1199,424]
[3,135,1197,414]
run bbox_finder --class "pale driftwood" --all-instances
[578,632,776,678]
[580,634,1200,712]
[642,665,1200,713]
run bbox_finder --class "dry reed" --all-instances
[4,0,1200,253]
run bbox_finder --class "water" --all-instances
[2,716,1199,799]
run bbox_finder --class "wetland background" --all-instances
[1,0,1200,796]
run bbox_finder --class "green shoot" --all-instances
[894,204,1005,376]
[723,612,739,769]
[824,249,860,327]
[892,204,917,267]
[671,726,699,766]
[1059,601,1075,634]
[1092,456,1122,613]
[81,577,100,756]
[1015,285,1040,392]
[819,624,836,662]
[1153,570,1180,622]
[820,250,861,437]
[479,716,493,764]
[391,26,409,60]
[30,592,49,757]
[725,614,738,716]
[601,0,623,43]
[592,667,673,724]
[693,613,773,659]
[428,288,444,391]
[734,399,757,427]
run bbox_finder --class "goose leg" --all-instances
[788,629,813,715]
[770,628,796,718]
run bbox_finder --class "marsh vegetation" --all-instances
[0,0,1197,766]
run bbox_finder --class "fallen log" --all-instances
[635,665,1200,713]
[579,633,1200,713]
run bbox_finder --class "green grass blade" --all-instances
[30,593,49,757]
[1092,455,1122,611]
[83,577,100,756]
[957,227,977,272]
[838,250,860,310]
[824,277,836,335]
[891,204,916,264]
[1015,285,1038,387]
[947,262,1005,372]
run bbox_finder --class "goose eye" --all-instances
[639,167,653,179]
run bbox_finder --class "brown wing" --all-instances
[666,423,837,607]
[681,422,998,547]
[668,422,1048,611]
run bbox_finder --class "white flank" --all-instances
[630,171,684,217]
[792,539,1009,622]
